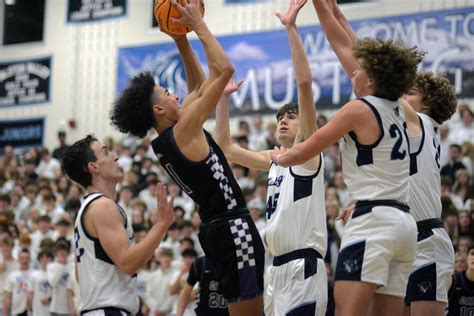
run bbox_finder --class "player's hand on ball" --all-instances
[276,0,307,27]
[155,183,175,227]
[171,0,204,30]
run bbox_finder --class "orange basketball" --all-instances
[154,0,205,35]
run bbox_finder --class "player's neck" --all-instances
[87,180,117,200]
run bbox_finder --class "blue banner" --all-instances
[117,7,474,115]
[0,117,44,153]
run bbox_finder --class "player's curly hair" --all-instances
[353,38,424,100]
[414,72,457,124]
[110,72,157,138]
[276,103,298,121]
[62,135,98,188]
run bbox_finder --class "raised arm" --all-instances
[171,35,206,108]
[215,79,272,171]
[277,0,319,170]
[91,184,174,276]
[327,0,358,46]
[312,0,358,76]
[173,0,234,134]
[399,97,422,136]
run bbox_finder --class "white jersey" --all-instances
[265,155,327,257]
[28,269,51,316]
[340,96,409,203]
[74,193,139,314]
[407,113,442,221]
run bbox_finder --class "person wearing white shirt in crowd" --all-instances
[247,198,266,239]
[145,248,177,316]
[27,251,53,316]
[448,105,473,145]
[139,180,158,216]
[0,237,19,316]
[168,183,194,219]
[117,186,134,221]
[438,125,451,169]
[36,149,61,180]
[41,193,65,225]
[159,224,182,260]
[66,269,80,316]
[248,116,269,152]
[47,240,71,316]
[29,216,55,268]
[3,249,31,316]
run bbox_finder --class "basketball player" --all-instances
[62,135,175,315]
[310,1,457,315]
[215,1,328,315]
[272,1,424,315]
[110,1,265,315]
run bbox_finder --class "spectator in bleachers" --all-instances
[453,168,473,204]
[441,144,467,183]
[457,235,472,257]
[169,248,198,316]
[47,239,71,316]
[448,105,474,145]
[52,131,70,162]
[36,149,61,180]
[30,216,54,264]
[0,236,19,316]
[27,250,53,316]
[454,252,467,273]
[458,210,474,237]
[441,176,465,211]
[3,248,31,316]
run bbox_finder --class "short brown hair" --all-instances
[353,38,424,100]
[414,72,457,124]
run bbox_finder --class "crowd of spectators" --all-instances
[0,104,472,316]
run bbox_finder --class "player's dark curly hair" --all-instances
[276,103,298,121]
[62,135,98,188]
[414,72,457,124]
[353,38,424,101]
[110,72,157,138]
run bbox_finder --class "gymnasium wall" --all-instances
[0,0,472,149]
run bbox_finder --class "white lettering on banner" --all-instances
[0,126,42,142]
[70,0,123,21]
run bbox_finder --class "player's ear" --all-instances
[152,103,165,116]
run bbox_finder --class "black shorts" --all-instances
[199,209,265,303]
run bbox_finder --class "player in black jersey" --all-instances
[448,245,474,316]
[110,1,264,315]
[177,256,229,316]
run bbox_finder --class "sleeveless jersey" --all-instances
[407,113,442,221]
[448,271,474,316]
[265,155,327,257]
[151,128,247,222]
[74,193,139,314]
[340,96,409,203]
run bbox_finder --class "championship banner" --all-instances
[67,0,127,23]
[118,7,474,115]
[0,56,51,108]
[0,118,45,153]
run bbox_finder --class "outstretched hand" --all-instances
[155,183,175,227]
[276,0,308,27]
[171,0,204,30]
[223,77,244,97]
[270,146,288,166]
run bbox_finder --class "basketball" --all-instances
[154,0,205,35]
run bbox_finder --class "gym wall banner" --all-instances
[67,0,127,23]
[0,117,44,154]
[117,6,474,115]
[0,56,51,108]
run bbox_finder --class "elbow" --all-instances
[220,65,235,81]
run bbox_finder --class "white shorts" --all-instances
[264,249,327,316]
[335,201,417,298]
[405,220,454,304]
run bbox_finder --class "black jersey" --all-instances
[188,256,229,316]
[448,271,474,316]
[151,128,247,222]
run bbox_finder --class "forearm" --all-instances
[174,37,206,92]
[176,285,192,316]
[332,1,358,45]
[118,222,170,275]
[215,95,233,149]
[287,25,312,87]
[193,22,233,77]
[3,294,11,316]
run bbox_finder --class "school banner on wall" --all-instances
[67,0,127,23]
[0,56,51,108]
[0,118,44,153]
[117,7,474,115]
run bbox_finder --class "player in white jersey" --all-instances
[272,1,424,315]
[400,72,457,316]
[62,135,174,315]
[215,1,328,315]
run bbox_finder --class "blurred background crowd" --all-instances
[0,104,472,316]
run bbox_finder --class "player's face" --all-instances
[276,112,299,147]
[403,88,424,113]
[154,86,181,123]
[351,59,374,98]
[90,141,124,183]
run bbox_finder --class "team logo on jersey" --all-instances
[209,280,219,291]
[394,106,400,117]
[268,175,284,187]
[343,259,360,273]
[416,281,433,294]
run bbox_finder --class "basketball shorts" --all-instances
[335,200,417,297]
[198,209,265,303]
[405,218,454,305]
[265,248,327,316]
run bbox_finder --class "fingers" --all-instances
[236,80,244,89]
